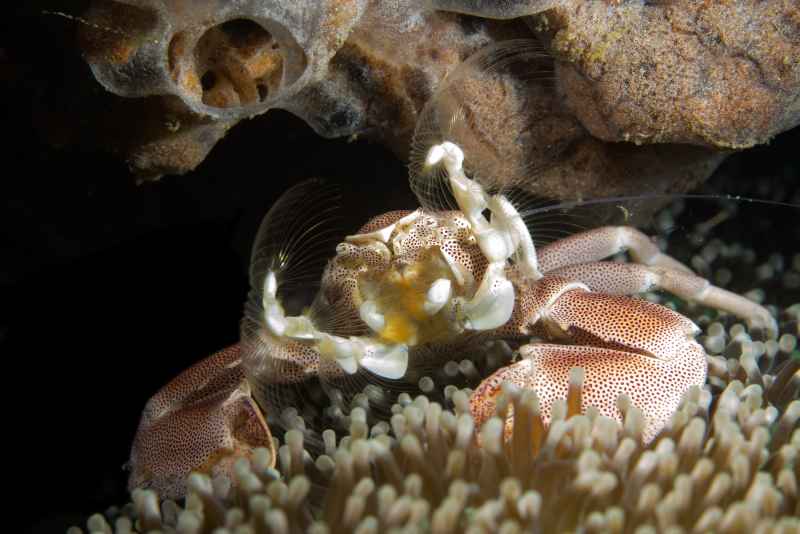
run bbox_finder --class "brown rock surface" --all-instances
[71,0,799,201]
[77,0,526,179]
[536,0,800,149]
[409,39,726,207]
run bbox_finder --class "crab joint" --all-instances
[424,278,452,315]
[459,263,515,330]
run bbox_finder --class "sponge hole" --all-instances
[192,18,283,108]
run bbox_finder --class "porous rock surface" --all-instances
[537,0,800,149]
[77,0,799,199]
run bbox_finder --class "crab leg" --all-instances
[537,226,692,274]
[128,346,275,499]
[549,261,778,337]
[472,276,708,442]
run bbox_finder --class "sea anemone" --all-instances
[71,204,800,534]
[72,337,799,532]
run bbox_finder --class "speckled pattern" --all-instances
[471,278,708,443]
[537,226,690,273]
[128,208,773,500]
[248,209,727,450]
[357,210,413,234]
[128,346,274,500]
[469,225,720,444]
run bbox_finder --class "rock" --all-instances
[409,39,725,206]
[440,0,800,149]
[74,0,798,201]
[78,0,523,179]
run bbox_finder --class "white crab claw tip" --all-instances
[337,355,359,375]
[463,278,515,331]
[264,271,278,297]
[360,344,408,379]
[424,278,452,316]
[317,335,362,374]
[359,300,386,333]
[426,144,446,166]
[426,141,465,170]
[440,140,461,154]
[264,303,287,336]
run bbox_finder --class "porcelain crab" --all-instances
[127,138,777,499]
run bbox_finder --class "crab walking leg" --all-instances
[470,342,707,443]
[128,345,275,499]
[537,226,692,274]
[549,261,778,336]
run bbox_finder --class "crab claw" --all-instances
[459,263,515,330]
[471,279,708,443]
[470,338,707,444]
[128,345,275,499]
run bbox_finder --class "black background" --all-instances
[2,4,798,532]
